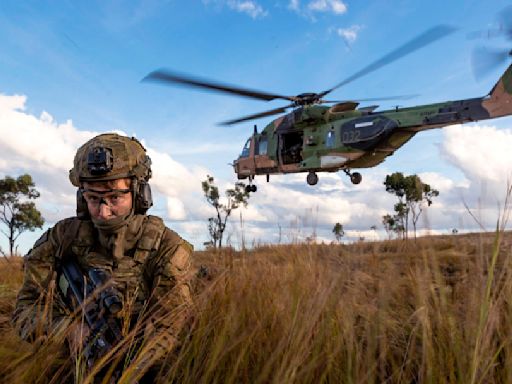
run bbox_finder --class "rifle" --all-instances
[58,256,123,369]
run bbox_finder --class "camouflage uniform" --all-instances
[12,133,194,371]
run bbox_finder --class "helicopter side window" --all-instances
[257,136,268,155]
[326,130,335,148]
[240,139,251,158]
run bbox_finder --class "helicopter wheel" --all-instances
[350,172,362,185]
[245,184,257,193]
[306,172,318,186]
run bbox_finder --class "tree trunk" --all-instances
[9,222,14,256]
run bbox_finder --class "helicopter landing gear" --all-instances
[245,184,257,193]
[344,169,362,185]
[245,176,257,193]
[306,171,319,186]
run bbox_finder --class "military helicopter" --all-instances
[144,21,512,193]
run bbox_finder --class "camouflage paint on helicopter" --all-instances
[233,62,512,187]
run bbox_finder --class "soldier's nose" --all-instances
[98,202,113,219]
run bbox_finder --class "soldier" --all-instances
[12,133,194,382]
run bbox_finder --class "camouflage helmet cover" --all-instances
[69,133,152,186]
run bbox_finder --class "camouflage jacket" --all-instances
[12,214,194,361]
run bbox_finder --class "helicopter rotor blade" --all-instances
[219,105,294,126]
[321,94,419,103]
[142,69,295,102]
[319,25,457,98]
[471,46,512,80]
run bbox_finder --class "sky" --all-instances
[1,0,512,254]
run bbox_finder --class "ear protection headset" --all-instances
[132,179,153,214]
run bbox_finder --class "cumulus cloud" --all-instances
[288,0,300,12]
[438,123,512,230]
[1,93,510,252]
[227,0,267,18]
[288,0,347,21]
[442,124,512,183]
[308,0,347,14]
[0,93,208,251]
[203,0,268,19]
[335,24,363,47]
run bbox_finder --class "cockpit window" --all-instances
[240,139,251,157]
[257,136,268,155]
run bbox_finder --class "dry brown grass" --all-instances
[1,231,512,383]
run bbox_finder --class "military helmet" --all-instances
[69,133,152,186]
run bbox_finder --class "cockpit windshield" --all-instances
[240,138,251,157]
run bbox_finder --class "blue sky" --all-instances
[1,0,512,253]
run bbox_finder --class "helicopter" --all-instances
[143,20,512,193]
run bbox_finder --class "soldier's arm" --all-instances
[12,223,70,342]
[143,229,194,361]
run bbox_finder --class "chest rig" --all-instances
[61,215,166,314]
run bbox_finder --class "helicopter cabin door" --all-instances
[278,131,303,168]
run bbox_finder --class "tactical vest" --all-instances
[58,215,168,315]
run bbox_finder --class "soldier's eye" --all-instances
[84,194,101,204]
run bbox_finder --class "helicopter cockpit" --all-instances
[240,138,251,158]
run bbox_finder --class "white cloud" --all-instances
[442,124,512,183]
[227,0,268,18]
[1,93,511,253]
[308,0,347,15]
[204,0,268,19]
[0,93,209,252]
[335,24,362,46]
[288,0,347,21]
[288,0,300,12]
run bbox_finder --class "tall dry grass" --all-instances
[1,230,511,383]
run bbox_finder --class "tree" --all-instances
[332,222,344,243]
[383,172,439,239]
[201,175,250,248]
[0,174,44,256]
[382,214,404,240]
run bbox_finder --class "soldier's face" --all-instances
[82,178,133,220]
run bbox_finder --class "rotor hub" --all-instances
[294,93,321,106]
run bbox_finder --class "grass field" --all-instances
[1,230,511,383]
